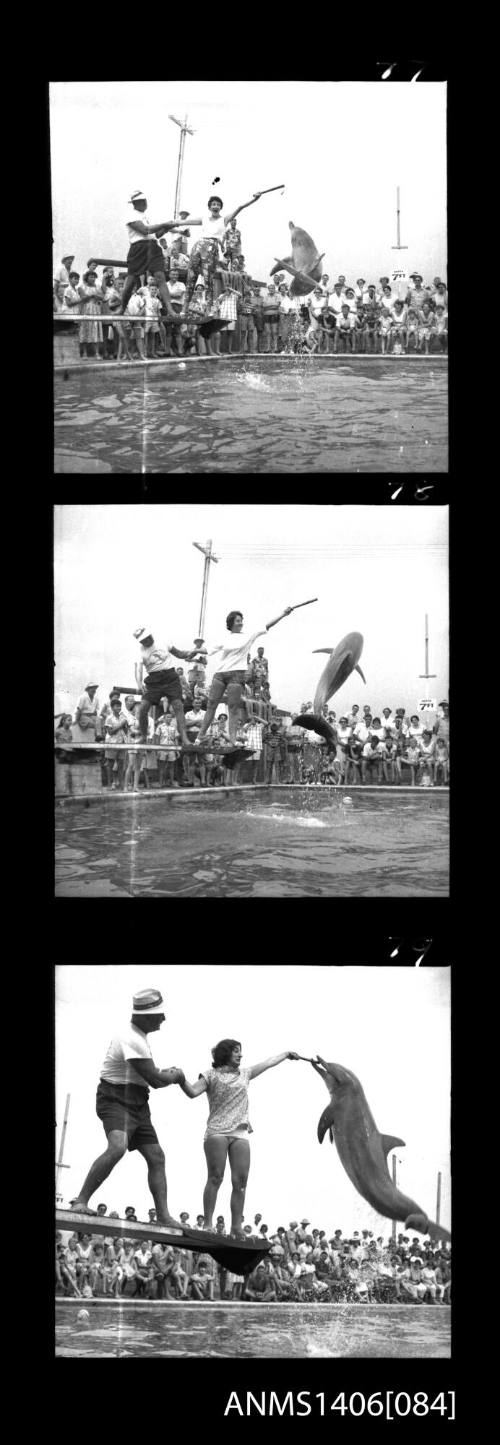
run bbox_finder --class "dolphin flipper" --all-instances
[270,256,293,276]
[312,648,335,655]
[355,664,366,683]
[381,1134,406,1156]
[318,1104,336,1144]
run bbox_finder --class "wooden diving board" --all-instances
[56,1210,270,1275]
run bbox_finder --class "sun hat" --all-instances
[130,190,147,202]
[132,988,165,1015]
[133,627,152,642]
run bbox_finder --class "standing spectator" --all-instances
[408,714,424,742]
[378,305,393,354]
[264,721,285,782]
[381,733,398,784]
[391,299,408,351]
[251,287,265,351]
[144,282,166,357]
[77,269,106,357]
[155,706,180,788]
[239,288,257,352]
[61,270,81,313]
[217,283,240,352]
[73,683,100,743]
[124,696,154,791]
[53,253,75,311]
[277,283,295,351]
[103,695,129,789]
[241,716,265,781]
[363,288,380,352]
[125,285,147,360]
[261,283,281,353]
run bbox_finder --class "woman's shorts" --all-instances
[144,669,182,705]
[96,1080,160,1151]
[126,240,166,277]
[208,669,246,703]
[204,1128,251,1144]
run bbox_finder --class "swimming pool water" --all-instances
[56,1298,451,1358]
[55,787,449,897]
[54,357,448,473]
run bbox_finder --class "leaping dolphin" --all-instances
[291,632,365,746]
[270,222,325,297]
[312,1056,451,1242]
[312,632,365,713]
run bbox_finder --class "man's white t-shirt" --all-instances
[126,205,152,246]
[100,1025,154,1088]
[209,627,267,672]
[139,642,176,674]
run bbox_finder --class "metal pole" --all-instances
[169,114,195,219]
[419,614,437,678]
[436,1171,442,1226]
[193,539,219,637]
[56,1093,71,1195]
[391,185,408,252]
[391,1156,397,1242]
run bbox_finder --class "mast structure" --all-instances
[419,614,437,679]
[193,539,219,638]
[55,1093,71,1197]
[168,113,195,218]
[391,186,408,253]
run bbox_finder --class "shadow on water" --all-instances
[56,1300,451,1358]
[54,358,448,473]
[55,788,449,897]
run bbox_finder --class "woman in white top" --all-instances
[180,1038,299,1238]
[182,193,264,315]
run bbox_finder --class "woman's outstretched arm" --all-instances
[248,1051,299,1080]
[179,1076,209,1100]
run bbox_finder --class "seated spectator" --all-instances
[245,1261,277,1301]
[400,736,422,785]
[417,301,435,353]
[381,732,399,784]
[188,1258,215,1300]
[362,735,383,783]
[378,306,393,354]
[344,734,363,783]
[433,734,449,784]
[433,303,448,351]
[334,303,355,352]
[419,729,436,784]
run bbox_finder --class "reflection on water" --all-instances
[55,788,449,897]
[54,357,448,473]
[56,1300,451,1358]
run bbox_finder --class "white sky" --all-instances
[50,82,447,285]
[56,964,451,1235]
[54,504,449,717]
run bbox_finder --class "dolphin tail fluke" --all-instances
[381,1133,406,1157]
[355,664,366,683]
[318,1104,335,1144]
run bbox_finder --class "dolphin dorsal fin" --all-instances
[381,1134,405,1156]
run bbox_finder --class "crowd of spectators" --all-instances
[55,651,449,790]
[56,1206,451,1305]
[54,240,448,359]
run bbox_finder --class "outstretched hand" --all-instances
[287,1051,300,1060]
[284,606,293,616]
[165,1067,185,1085]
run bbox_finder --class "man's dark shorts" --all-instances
[96,1080,160,1152]
[144,668,182,705]
[126,240,166,277]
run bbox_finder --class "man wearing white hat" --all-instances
[133,627,201,747]
[71,989,185,1229]
[120,191,202,323]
